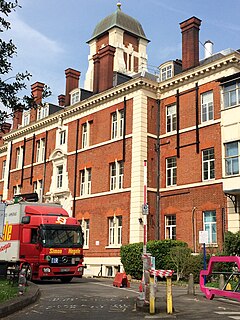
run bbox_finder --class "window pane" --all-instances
[226,142,238,157]
[230,91,237,106]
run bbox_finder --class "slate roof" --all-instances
[88,7,149,42]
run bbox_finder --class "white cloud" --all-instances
[1,11,66,103]
[6,12,64,58]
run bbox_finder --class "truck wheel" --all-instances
[60,277,73,283]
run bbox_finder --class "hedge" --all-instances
[120,239,187,280]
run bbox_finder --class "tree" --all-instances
[0,0,51,131]
[169,246,191,281]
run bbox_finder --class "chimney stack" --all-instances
[31,81,45,105]
[204,40,213,59]
[180,16,202,71]
[93,45,116,94]
[0,123,11,145]
[65,68,81,106]
[30,81,45,123]
[58,94,65,107]
[12,109,23,130]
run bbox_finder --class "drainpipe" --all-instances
[155,99,160,240]
[192,207,197,253]
[72,119,80,217]
[42,131,48,202]
[122,97,127,162]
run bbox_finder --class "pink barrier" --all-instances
[200,256,240,302]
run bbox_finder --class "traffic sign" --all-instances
[142,203,149,215]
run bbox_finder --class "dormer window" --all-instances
[37,105,49,120]
[22,111,30,126]
[161,65,172,81]
[71,90,80,105]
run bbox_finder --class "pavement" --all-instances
[0,279,239,319]
[0,282,40,318]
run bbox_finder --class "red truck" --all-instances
[0,195,84,282]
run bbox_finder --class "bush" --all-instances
[183,254,204,283]
[120,239,187,280]
[120,243,143,279]
[224,231,240,255]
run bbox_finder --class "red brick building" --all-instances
[1,5,240,276]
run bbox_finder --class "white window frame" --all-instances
[225,141,240,176]
[110,161,124,191]
[33,179,43,201]
[16,146,23,169]
[71,90,80,105]
[161,65,172,81]
[80,168,91,196]
[22,111,30,126]
[2,160,6,180]
[37,105,49,120]
[166,104,177,133]
[56,165,63,189]
[165,215,176,240]
[59,130,66,145]
[111,110,124,140]
[81,219,90,248]
[82,122,90,148]
[201,91,214,122]
[36,139,45,163]
[202,148,215,180]
[166,157,177,186]
[108,216,122,246]
[13,185,21,195]
[223,80,240,109]
[203,210,217,244]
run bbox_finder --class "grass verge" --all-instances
[0,279,18,303]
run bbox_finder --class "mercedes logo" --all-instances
[62,256,68,264]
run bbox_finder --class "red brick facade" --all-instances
[1,10,239,276]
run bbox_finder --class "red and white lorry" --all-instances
[0,195,84,282]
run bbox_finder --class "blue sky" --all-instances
[3,0,240,105]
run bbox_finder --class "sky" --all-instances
[2,0,240,105]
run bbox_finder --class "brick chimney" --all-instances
[65,68,81,106]
[93,45,116,94]
[0,122,11,145]
[12,109,23,130]
[31,81,45,105]
[30,81,45,123]
[58,94,65,107]
[180,16,202,71]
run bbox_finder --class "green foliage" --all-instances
[0,279,18,303]
[120,243,143,280]
[169,246,192,281]
[223,231,240,256]
[120,240,187,280]
[146,240,187,270]
[183,254,204,283]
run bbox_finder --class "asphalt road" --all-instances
[2,278,240,320]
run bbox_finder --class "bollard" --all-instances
[149,274,155,314]
[18,269,27,295]
[219,274,224,290]
[188,273,195,295]
[166,276,173,314]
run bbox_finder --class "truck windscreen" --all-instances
[40,225,83,248]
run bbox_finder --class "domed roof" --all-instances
[88,4,149,42]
